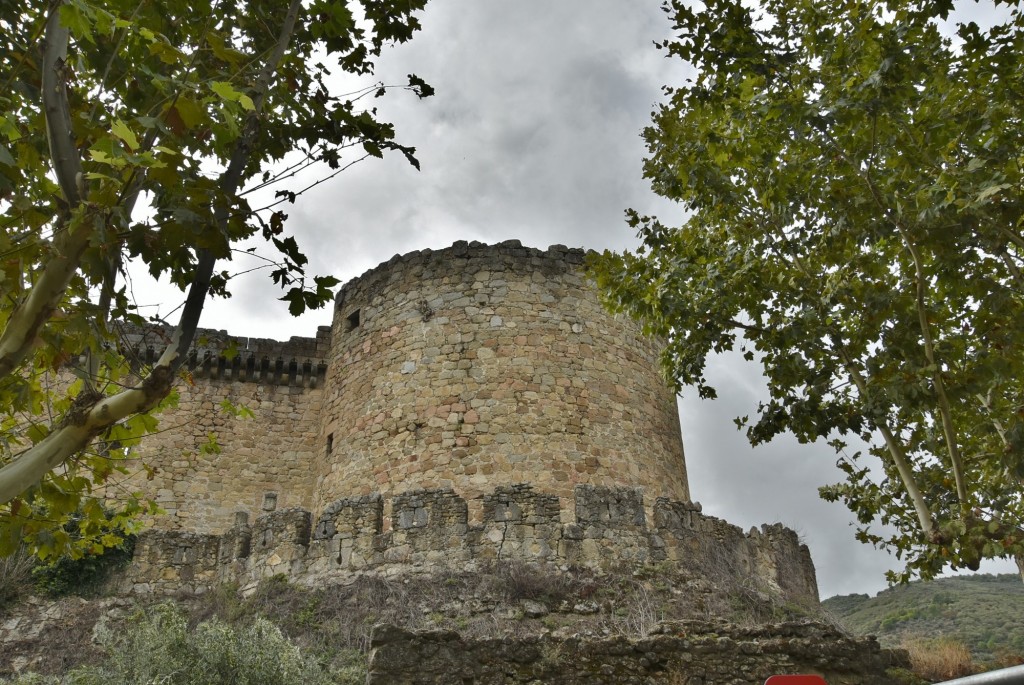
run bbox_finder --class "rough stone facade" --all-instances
[120,484,819,608]
[111,240,817,607]
[0,599,910,683]
[317,241,688,515]
[365,621,908,685]
[112,327,330,530]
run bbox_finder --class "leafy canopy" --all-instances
[593,0,1024,582]
[0,0,430,559]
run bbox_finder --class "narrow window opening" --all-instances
[345,309,361,331]
[326,433,334,455]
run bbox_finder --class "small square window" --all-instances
[345,309,361,331]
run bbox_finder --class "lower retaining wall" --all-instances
[123,484,819,607]
[366,620,907,685]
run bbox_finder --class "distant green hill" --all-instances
[823,574,1024,662]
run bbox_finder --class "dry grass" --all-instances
[601,580,662,637]
[990,648,1024,668]
[903,636,976,681]
[0,545,35,612]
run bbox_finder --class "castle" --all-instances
[118,241,820,607]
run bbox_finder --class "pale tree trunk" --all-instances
[0,0,304,506]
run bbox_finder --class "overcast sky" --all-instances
[130,0,1017,598]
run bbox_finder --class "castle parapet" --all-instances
[309,494,383,572]
[128,530,220,594]
[121,485,819,607]
[479,484,561,563]
[118,324,330,387]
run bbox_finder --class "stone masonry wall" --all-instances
[121,485,819,610]
[365,621,907,685]
[316,240,688,517]
[109,326,330,533]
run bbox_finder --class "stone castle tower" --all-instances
[127,240,688,531]
[120,241,818,606]
[317,240,688,514]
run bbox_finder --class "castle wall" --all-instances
[100,241,824,617]
[365,622,905,685]
[316,241,688,517]
[116,328,330,533]
[120,484,820,610]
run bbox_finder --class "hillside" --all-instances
[823,574,1024,661]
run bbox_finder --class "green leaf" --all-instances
[976,183,1011,204]
[210,81,254,111]
[170,97,205,129]
[26,423,49,444]
[59,2,94,43]
[110,119,139,151]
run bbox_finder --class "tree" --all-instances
[593,0,1024,582]
[0,0,431,559]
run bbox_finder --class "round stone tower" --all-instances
[314,240,688,514]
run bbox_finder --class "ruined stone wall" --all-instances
[316,240,688,516]
[113,327,330,533]
[121,485,819,609]
[365,621,907,685]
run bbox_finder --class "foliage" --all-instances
[2,603,341,685]
[824,574,1024,662]
[0,0,430,559]
[592,0,1024,582]
[32,535,134,598]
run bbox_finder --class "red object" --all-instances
[765,677,827,685]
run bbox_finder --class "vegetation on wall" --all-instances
[593,0,1024,583]
[30,536,135,599]
[2,563,820,680]
[0,0,431,560]
[3,603,354,685]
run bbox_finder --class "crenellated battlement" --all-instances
[118,324,331,387]
[122,484,819,607]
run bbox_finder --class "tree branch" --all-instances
[998,225,1024,252]
[762,219,937,538]
[844,363,936,538]
[158,0,303,370]
[41,3,83,207]
[816,119,971,514]
[893,215,970,514]
[0,4,94,378]
[0,0,307,505]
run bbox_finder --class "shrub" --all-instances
[497,561,577,604]
[114,603,336,685]
[903,636,976,681]
[6,603,342,685]
[32,537,135,599]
